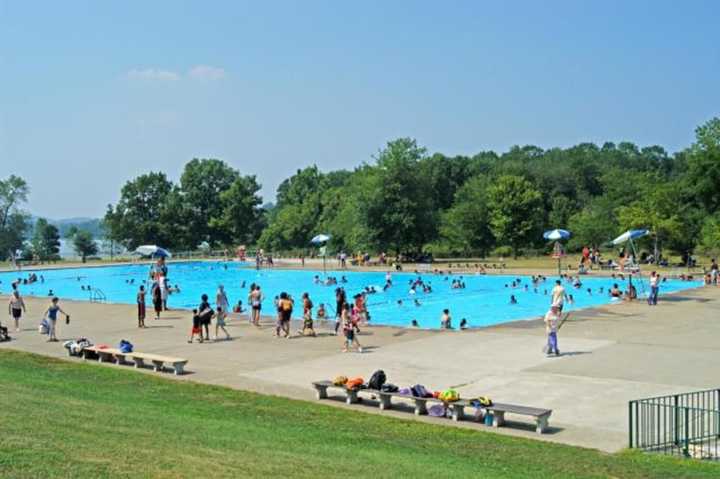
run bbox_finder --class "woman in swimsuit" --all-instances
[44,297,68,342]
[249,285,263,326]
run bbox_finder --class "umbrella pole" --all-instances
[629,238,646,295]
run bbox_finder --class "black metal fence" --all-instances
[629,389,720,460]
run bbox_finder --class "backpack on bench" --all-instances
[367,370,387,390]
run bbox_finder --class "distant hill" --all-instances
[29,216,104,238]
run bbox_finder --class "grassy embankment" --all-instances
[0,350,717,478]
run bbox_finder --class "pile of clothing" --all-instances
[63,338,93,356]
[331,370,493,419]
[0,323,10,342]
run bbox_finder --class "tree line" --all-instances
[0,178,99,262]
[2,117,719,262]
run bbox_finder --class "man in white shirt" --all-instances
[551,280,566,311]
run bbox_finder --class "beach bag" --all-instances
[367,370,387,390]
[332,376,348,386]
[119,340,134,354]
[428,404,446,417]
[439,389,460,402]
[0,325,9,342]
[398,387,411,396]
[38,319,49,335]
[380,383,398,393]
[346,377,364,390]
[411,384,432,398]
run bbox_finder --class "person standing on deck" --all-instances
[249,285,263,326]
[648,271,660,305]
[44,297,69,342]
[137,285,146,328]
[216,284,229,314]
[544,304,561,356]
[551,280,567,311]
[8,290,26,332]
[151,281,162,320]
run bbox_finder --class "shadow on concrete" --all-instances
[318,394,564,435]
[659,296,711,303]
[558,351,592,358]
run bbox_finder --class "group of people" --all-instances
[5,284,70,342]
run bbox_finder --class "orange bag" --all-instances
[346,377,364,389]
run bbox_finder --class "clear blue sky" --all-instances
[1,0,718,218]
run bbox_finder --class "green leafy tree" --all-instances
[0,175,30,260]
[616,181,695,259]
[486,175,542,257]
[686,117,720,212]
[179,158,240,246]
[566,198,618,251]
[31,218,61,260]
[103,172,174,250]
[440,176,494,255]
[259,166,351,251]
[698,215,720,256]
[357,139,435,254]
[210,176,264,245]
[73,230,98,263]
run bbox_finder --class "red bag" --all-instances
[346,377,364,390]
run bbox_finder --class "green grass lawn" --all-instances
[0,350,717,478]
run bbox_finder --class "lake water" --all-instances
[0,261,701,329]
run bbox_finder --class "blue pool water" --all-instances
[0,262,702,329]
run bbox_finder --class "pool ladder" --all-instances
[89,287,107,303]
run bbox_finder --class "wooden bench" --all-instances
[80,346,188,375]
[312,381,552,432]
[127,352,188,375]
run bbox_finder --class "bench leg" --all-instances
[98,352,109,363]
[536,415,549,434]
[346,389,358,404]
[492,411,505,428]
[151,360,163,372]
[173,363,185,375]
[451,405,464,422]
[414,400,427,416]
[115,355,125,365]
[379,395,392,410]
[315,386,328,400]
[134,358,145,369]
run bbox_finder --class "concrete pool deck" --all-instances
[1,284,718,453]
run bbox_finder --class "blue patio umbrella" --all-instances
[611,229,649,245]
[134,245,172,258]
[543,229,571,241]
[310,234,331,273]
[543,229,571,275]
[310,234,331,244]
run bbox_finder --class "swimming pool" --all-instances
[0,261,702,329]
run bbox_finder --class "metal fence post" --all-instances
[629,401,634,448]
[673,394,680,448]
[684,407,690,457]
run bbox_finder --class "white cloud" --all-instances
[126,68,180,81]
[188,65,226,80]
